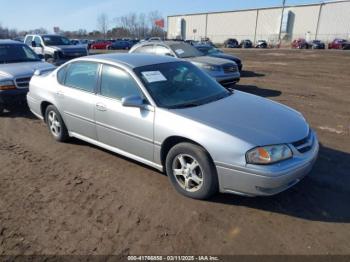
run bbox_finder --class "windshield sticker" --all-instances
[175,49,185,55]
[141,71,167,83]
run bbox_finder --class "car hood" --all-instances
[51,45,87,53]
[171,91,309,146]
[209,53,241,63]
[186,56,234,66]
[0,61,55,80]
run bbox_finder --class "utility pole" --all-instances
[278,0,286,45]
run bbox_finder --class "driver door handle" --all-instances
[96,102,107,112]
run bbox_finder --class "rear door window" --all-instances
[64,62,99,93]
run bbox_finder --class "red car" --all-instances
[328,39,350,50]
[90,40,113,50]
[291,38,310,49]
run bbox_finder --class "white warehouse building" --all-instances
[167,0,350,44]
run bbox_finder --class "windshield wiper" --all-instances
[169,102,203,109]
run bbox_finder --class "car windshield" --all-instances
[134,61,231,109]
[168,43,204,58]
[42,35,71,46]
[0,44,40,64]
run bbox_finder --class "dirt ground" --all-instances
[0,49,349,256]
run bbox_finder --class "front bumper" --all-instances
[214,72,241,86]
[0,89,28,107]
[216,131,319,196]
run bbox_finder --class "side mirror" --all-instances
[37,54,44,60]
[31,41,37,47]
[122,95,146,109]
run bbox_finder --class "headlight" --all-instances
[246,144,293,165]
[0,80,16,90]
[201,64,220,71]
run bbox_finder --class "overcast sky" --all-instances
[0,0,327,32]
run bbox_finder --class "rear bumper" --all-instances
[216,131,319,196]
[0,89,28,107]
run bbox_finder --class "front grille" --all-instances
[223,64,238,73]
[292,131,313,154]
[15,77,31,88]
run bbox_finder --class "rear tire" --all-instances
[45,105,69,142]
[165,142,218,199]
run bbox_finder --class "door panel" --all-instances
[57,62,99,140]
[95,64,154,161]
[95,98,154,161]
[59,86,97,139]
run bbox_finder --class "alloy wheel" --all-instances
[48,110,61,137]
[172,154,204,192]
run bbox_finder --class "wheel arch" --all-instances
[40,101,53,121]
[160,136,214,168]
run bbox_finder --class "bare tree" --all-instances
[97,13,109,39]
[28,28,48,35]
[113,11,165,39]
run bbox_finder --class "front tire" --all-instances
[165,142,218,199]
[45,105,69,142]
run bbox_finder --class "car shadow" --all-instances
[241,70,265,78]
[0,104,37,120]
[70,134,350,223]
[69,138,167,176]
[234,84,282,98]
[210,144,350,223]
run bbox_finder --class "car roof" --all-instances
[0,39,24,45]
[81,53,179,69]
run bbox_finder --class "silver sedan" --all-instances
[27,54,319,199]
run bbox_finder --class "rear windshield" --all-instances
[0,44,40,64]
[168,43,204,58]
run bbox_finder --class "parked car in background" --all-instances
[199,37,216,47]
[129,41,240,86]
[12,37,24,42]
[71,39,89,49]
[141,37,162,43]
[194,44,243,71]
[107,40,133,50]
[0,40,54,114]
[90,40,113,50]
[255,40,268,48]
[185,40,199,46]
[328,39,350,50]
[224,38,239,48]
[128,39,140,47]
[239,39,253,48]
[24,34,88,66]
[291,38,310,49]
[309,40,325,49]
[27,53,319,199]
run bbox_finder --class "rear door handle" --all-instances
[96,102,107,111]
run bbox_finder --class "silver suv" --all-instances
[24,34,88,66]
[129,41,240,87]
